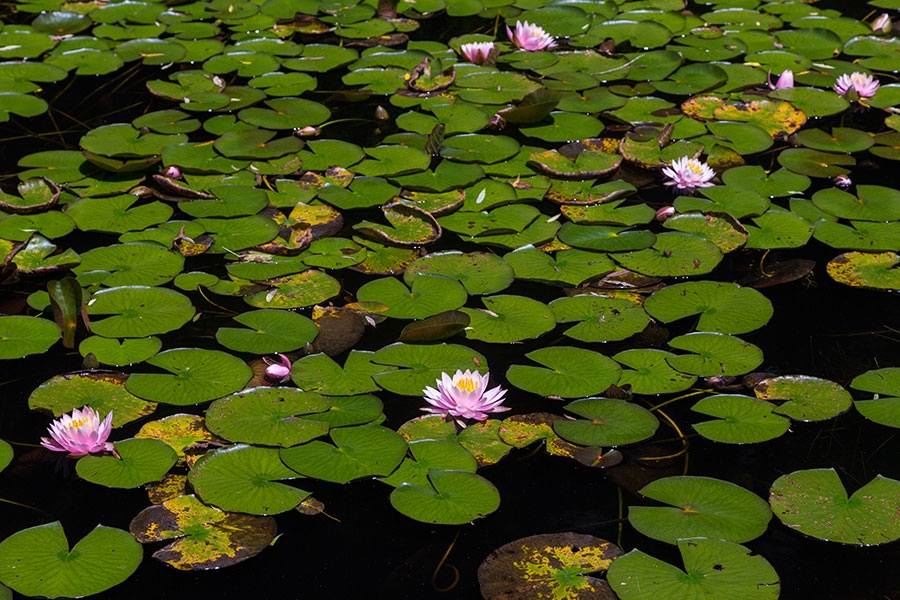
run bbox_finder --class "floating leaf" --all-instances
[215,309,318,354]
[76,438,177,488]
[692,395,790,444]
[769,469,900,545]
[356,274,468,319]
[549,295,650,343]
[460,295,556,343]
[753,375,852,422]
[629,476,772,544]
[389,469,500,525]
[554,398,659,448]
[126,348,252,406]
[615,349,697,395]
[506,347,622,399]
[206,387,330,447]
[0,315,60,359]
[643,281,773,334]
[29,371,155,428]
[0,522,142,599]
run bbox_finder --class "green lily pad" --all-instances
[135,414,217,457]
[238,98,331,130]
[826,251,900,290]
[554,398,659,447]
[505,247,617,287]
[614,349,697,394]
[215,309,318,354]
[126,348,252,406]
[28,371,155,428]
[0,315,61,359]
[674,186,770,219]
[188,444,309,515]
[691,395,791,444]
[507,347,622,399]
[353,145,431,178]
[549,295,649,343]
[65,195,173,234]
[72,242,183,287]
[371,342,486,396]
[629,476,772,544]
[613,232,723,277]
[769,469,900,545]
[130,494,277,571]
[389,469,500,524]
[354,200,442,246]
[607,538,780,600]
[720,165,811,198]
[291,351,385,396]
[380,439,477,488]
[0,441,11,473]
[812,185,900,222]
[205,387,330,447]
[667,332,763,377]
[851,367,900,429]
[460,295,556,343]
[243,270,341,309]
[753,375,852,422]
[0,92,48,122]
[813,220,900,251]
[280,424,407,483]
[404,251,514,295]
[643,281,773,334]
[86,286,195,338]
[356,274,467,319]
[76,438,177,488]
[0,522,142,599]
[777,148,855,178]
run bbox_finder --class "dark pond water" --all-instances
[3,0,900,599]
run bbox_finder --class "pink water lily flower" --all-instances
[768,69,793,90]
[423,369,509,422]
[41,406,114,457]
[506,20,556,51]
[834,72,880,99]
[662,156,716,191]
[459,41,496,65]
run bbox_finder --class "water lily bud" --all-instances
[833,174,852,189]
[295,125,321,137]
[375,105,389,121]
[655,206,676,222]
[873,13,892,34]
[162,165,182,179]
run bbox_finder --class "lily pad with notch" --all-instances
[371,342,486,396]
[125,348,252,406]
[356,274,467,319]
[629,475,772,544]
[238,98,331,130]
[65,195,173,234]
[753,375,852,422]
[205,387,331,447]
[504,246,617,287]
[86,286,195,338]
[379,439,477,488]
[720,165,810,198]
[607,538,780,600]
[0,315,61,359]
[130,494,277,571]
[549,295,650,343]
[826,251,900,291]
[0,522,142,599]
[666,332,763,377]
[404,251,514,295]
[553,398,659,447]
[188,444,310,515]
[850,367,900,429]
[673,186,770,219]
[643,281,773,334]
[662,212,748,253]
[242,269,341,309]
[215,309,318,354]
[613,232,724,277]
[291,351,387,396]
[354,200,442,246]
[76,438,177,488]
[280,424,407,484]
[73,242,183,287]
[460,295,556,343]
[691,395,791,444]
[614,348,697,394]
[812,185,900,222]
[507,347,622,399]
[769,469,900,545]
[389,469,500,525]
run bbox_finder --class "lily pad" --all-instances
[607,538,780,600]
[629,476,772,544]
[0,522,142,599]
[667,332,764,377]
[692,395,791,444]
[130,494,277,571]
[554,398,659,447]
[0,315,61,359]
[851,367,900,429]
[76,438,177,488]
[389,469,500,524]
[356,274,468,319]
[28,371,156,428]
[125,348,252,406]
[753,375,852,422]
[614,349,697,395]
[215,309,318,354]
[769,469,900,545]
[549,295,650,343]
[86,286,195,338]
[371,342,486,396]
[643,281,773,334]
[826,251,900,291]
[189,444,310,515]
[506,347,622,399]
[291,351,385,396]
[460,295,556,343]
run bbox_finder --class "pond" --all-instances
[2,0,900,598]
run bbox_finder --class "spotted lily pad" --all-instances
[478,533,622,600]
[753,375,852,422]
[613,232,723,277]
[769,469,900,545]
[28,371,156,428]
[826,251,900,290]
[667,333,763,377]
[130,494,277,571]
[549,295,649,343]
[851,367,900,429]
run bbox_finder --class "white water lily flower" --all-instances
[41,406,114,457]
[422,369,509,422]
[662,156,716,191]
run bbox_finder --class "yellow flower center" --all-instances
[687,162,703,175]
[455,377,479,393]
[70,418,88,429]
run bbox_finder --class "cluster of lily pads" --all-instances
[2,0,900,597]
